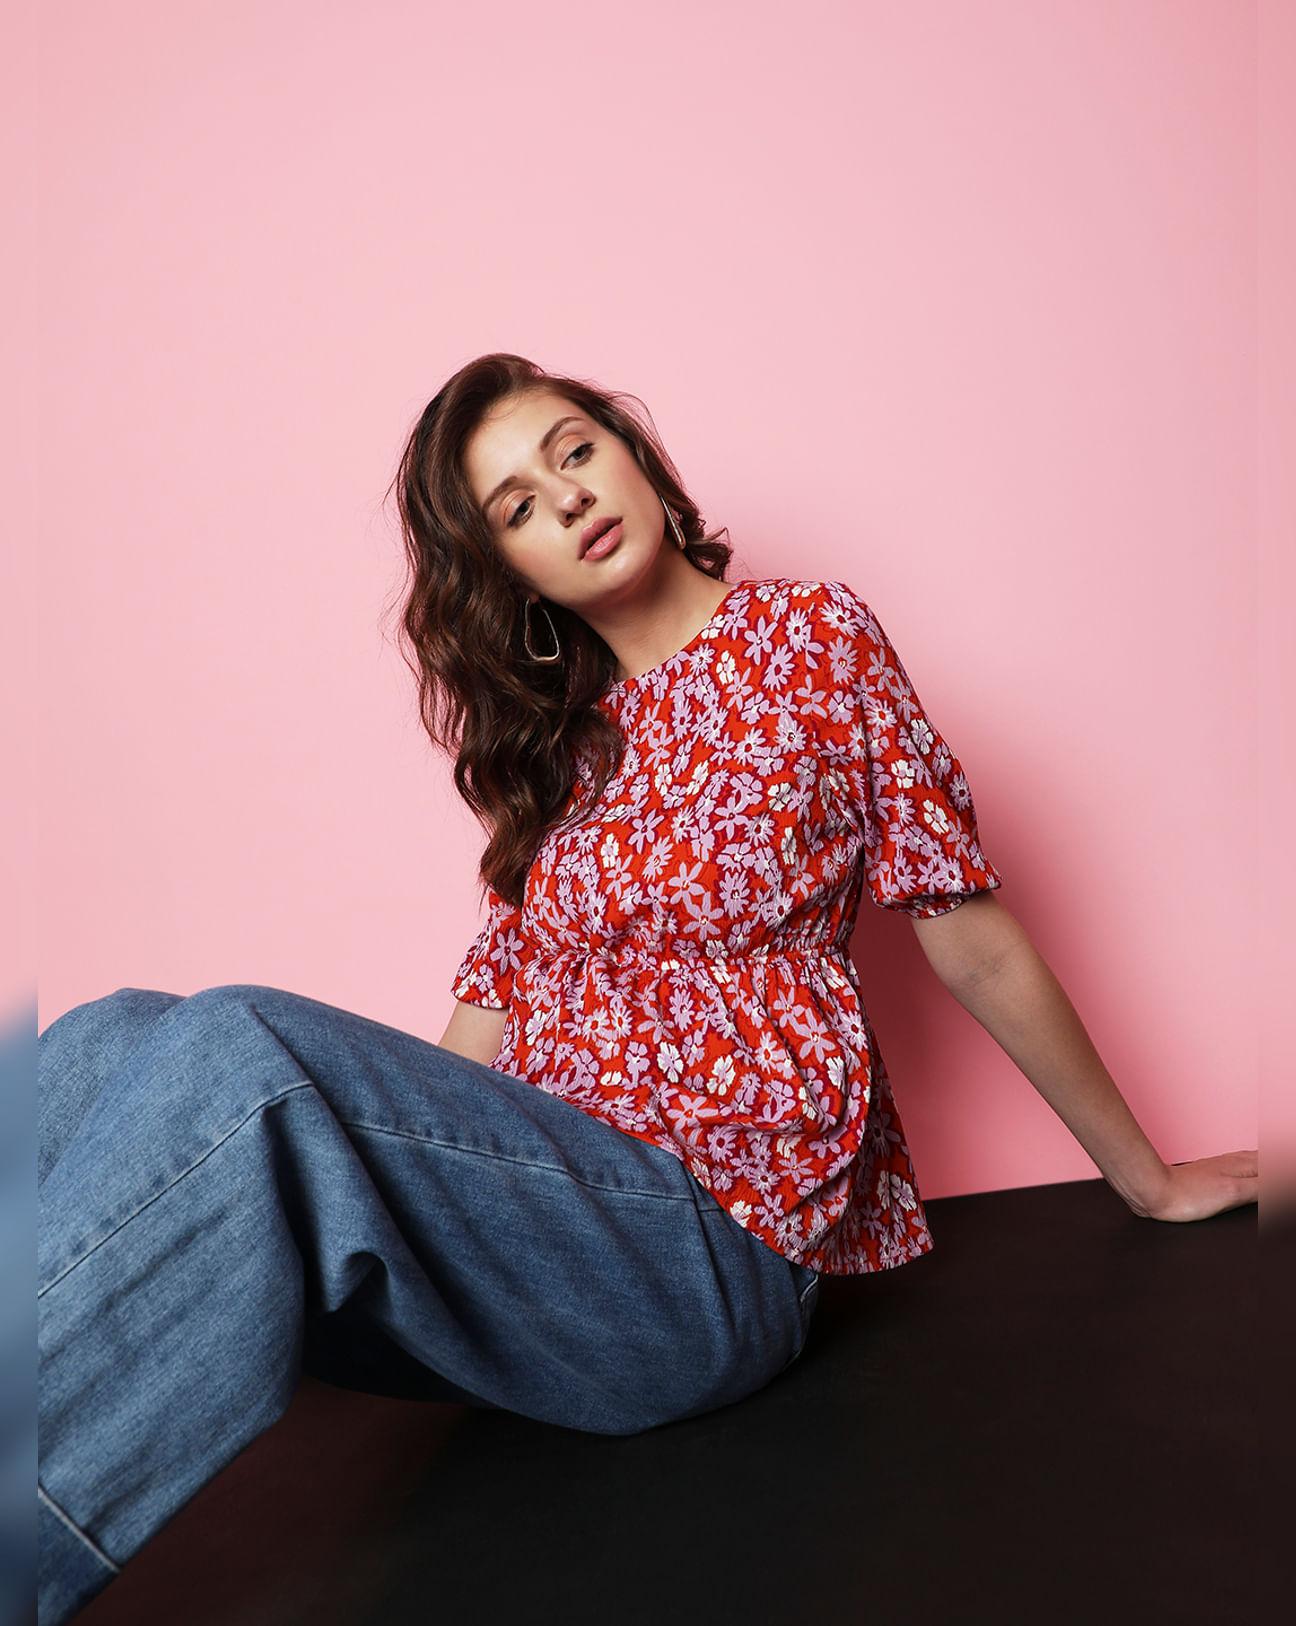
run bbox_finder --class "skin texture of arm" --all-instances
[910,894,1259,1222]
[438,999,508,1067]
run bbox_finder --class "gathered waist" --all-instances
[533,939,852,970]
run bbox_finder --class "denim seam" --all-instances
[338,1118,697,1202]
[38,1481,120,1575]
[38,1080,316,1297]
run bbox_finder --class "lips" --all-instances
[579,515,622,556]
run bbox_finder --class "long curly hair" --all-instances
[385,353,735,910]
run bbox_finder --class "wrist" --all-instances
[1107,1155,1172,1219]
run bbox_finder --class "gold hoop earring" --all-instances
[660,495,688,550]
[523,597,562,663]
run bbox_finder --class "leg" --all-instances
[38,989,182,1186]
[38,984,815,1624]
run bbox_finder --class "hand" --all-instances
[1129,1151,1259,1222]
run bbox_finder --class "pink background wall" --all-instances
[37,1,1265,1201]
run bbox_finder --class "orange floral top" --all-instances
[450,578,1003,1274]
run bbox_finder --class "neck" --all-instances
[591,558,731,684]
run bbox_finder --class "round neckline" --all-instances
[603,581,748,697]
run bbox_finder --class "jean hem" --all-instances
[38,1483,118,1626]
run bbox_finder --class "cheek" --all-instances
[496,532,581,605]
[496,531,552,578]
[601,450,653,511]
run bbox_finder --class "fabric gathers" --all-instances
[450,577,1003,1274]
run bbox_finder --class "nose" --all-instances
[560,489,594,524]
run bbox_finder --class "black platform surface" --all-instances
[76,1175,1257,1626]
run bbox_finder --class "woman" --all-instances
[37,352,1258,1624]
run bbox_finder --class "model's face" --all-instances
[462,390,668,612]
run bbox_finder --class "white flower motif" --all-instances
[909,715,935,756]
[657,1040,684,1083]
[921,797,952,838]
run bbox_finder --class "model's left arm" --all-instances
[911,892,1259,1222]
[807,579,1257,1224]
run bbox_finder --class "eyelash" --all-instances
[506,442,594,529]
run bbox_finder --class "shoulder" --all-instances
[745,576,877,638]
[812,577,875,628]
[740,576,869,615]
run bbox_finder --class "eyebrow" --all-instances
[481,415,587,518]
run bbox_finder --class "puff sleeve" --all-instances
[808,580,1004,919]
[449,881,528,1009]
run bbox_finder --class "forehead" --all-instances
[464,391,587,479]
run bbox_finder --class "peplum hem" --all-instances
[480,936,935,1274]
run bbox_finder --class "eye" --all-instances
[506,442,595,528]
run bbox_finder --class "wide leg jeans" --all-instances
[37,984,821,1624]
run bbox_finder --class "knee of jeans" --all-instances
[133,986,282,1064]
[186,983,274,1005]
[103,987,183,1021]
[170,984,281,1027]
[42,987,176,1046]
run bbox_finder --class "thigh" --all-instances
[40,983,810,1435]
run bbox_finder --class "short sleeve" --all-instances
[807,580,1004,919]
[449,881,528,1008]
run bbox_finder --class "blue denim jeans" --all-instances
[37,984,820,1624]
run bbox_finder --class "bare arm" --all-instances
[438,999,508,1067]
[910,894,1258,1221]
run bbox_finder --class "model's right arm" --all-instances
[443,878,527,1064]
[438,999,508,1066]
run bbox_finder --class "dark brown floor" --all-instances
[76,1175,1258,1626]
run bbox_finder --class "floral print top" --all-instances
[450,578,1003,1274]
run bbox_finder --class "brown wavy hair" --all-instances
[384,353,735,911]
